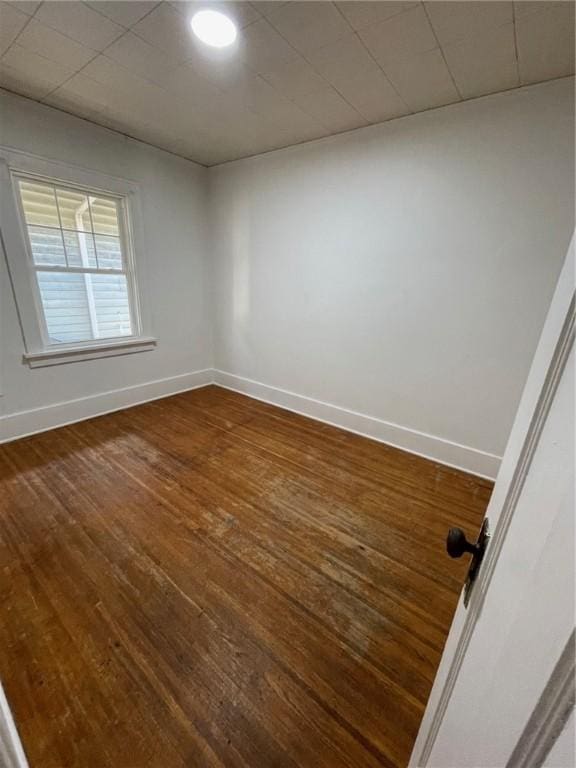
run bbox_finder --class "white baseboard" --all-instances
[0,368,213,444]
[0,366,501,479]
[213,370,501,480]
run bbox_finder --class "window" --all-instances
[0,148,155,367]
[16,177,134,345]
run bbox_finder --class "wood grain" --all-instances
[0,385,492,767]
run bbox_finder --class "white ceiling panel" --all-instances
[359,5,437,68]
[513,1,567,20]
[223,69,287,112]
[35,1,124,50]
[78,54,177,126]
[1,44,74,90]
[0,60,59,98]
[0,1,573,166]
[0,2,29,55]
[131,2,196,61]
[293,86,368,132]
[516,2,575,84]
[8,2,40,15]
[86,2,160,28]
[105,31,179,87]
[264,100,324,135]
[17,18,97,70]
[266,1,349,55]
[165,60,226,102]
[82,53,146,91]
[443,22,518,99]
[184,50,253,89]
[237,17,298,72]
[306,33,379,89]
[251,2,287,18]
[335,66,410,123]
[227,74,324,134]
[336,1,418,32]
[47,72,114,116]
[384,47,460,111]
[260,56,326,99]
[425,1,512,47]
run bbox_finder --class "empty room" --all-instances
[0,1,574,766]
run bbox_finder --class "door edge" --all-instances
[410,236,575,767]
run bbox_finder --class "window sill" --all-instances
[23,337,157,368]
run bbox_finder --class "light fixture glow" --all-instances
[191,10,237,48]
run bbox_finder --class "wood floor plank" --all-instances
[108,407,459,636]
[0,386,492,767]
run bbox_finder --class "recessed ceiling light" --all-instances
[191,10,237,48]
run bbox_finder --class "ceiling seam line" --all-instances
[422,1,464,101]
[127,1,265,75]
[1,1,42,65]
[241,11,353,134]
[190,75,576,167]
[40,2,172,107]
[40,47,108,101]
[331,1,413,115]
[31,2,133,102]
[511,2,521,87]
[262,7,373,128]
[85,0,162,32]
[0,84,208,167]
[125,4,362,144]
[256,58,365,132]
[14,2,128,60]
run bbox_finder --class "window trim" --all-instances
[0,146,156,367]
[22,336,158,368]
[14,171,140,348]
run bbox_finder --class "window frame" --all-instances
[0,147,156,367]
[14,172,139,348]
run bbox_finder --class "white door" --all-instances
[411,238,575,768]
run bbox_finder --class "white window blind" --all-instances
[17,177,134,345]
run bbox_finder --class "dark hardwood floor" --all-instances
[0,385,492,768]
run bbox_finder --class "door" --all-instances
[410,237,575,768]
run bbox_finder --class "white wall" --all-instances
[209,78,575,477]
[0,89,212,436]
[1,80,574,473]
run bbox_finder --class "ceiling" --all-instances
[0,1,574,166]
